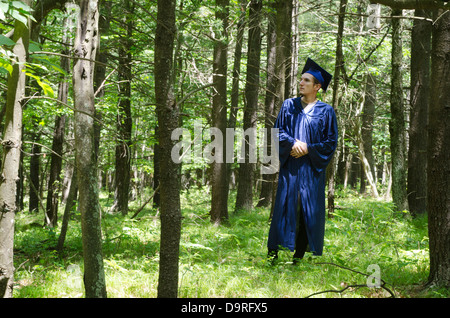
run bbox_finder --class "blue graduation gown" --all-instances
[267,97,338,256]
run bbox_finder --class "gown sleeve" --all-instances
[274,101,296,168]
[307,106,338,173]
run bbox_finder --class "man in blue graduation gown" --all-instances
[267,58,338,262]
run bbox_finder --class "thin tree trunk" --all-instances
[112,0,133,216]
[427,8,450,288]
[153,125,160,208]
[389,9,408,212]
[228,0,246,130]
[289,0,299,98]
[45,4,74,226]
[227,0,246,191]
[327,0,347,218]
[235,0,262,213]
[407,9,431,216]
[267,0,292,219]
[56,162,78,253]
[0,0,30,297]
[29,123,41,213]
[155,0,181,298]
[257,7,277,208]
[210,0,229,225]
[56,3,79,252]
[45,114,66,227]
[283,1,293,100]
[360,72,376,195]
[72,0,107,298]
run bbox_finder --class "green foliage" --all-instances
[3,0,443,300]
[12,188,444,298]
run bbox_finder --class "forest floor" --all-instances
[12,187,448,298]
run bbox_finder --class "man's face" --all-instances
[299,73,321,96]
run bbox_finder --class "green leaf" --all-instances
[10,8,27,24]
[28,41,41,53]
[0,34,15,46]
[0,60,12,75]
[25,72,55,97]
[0,1,7,20]
[12,1,31,10]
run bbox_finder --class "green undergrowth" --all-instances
[12,187,446,298]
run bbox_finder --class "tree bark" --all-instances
[112,0,133,216]
[407,9,432,216]
[257,7,277,208]
[210,0,230,225]
[228,0,246,131]
[56,162,78,253]
[389,9,408,212]
[282,2,293,100]
[0,1,30,297]
[267,0,292,219]
[327,0,347,217]
[28,128,40,213]
[72,0,107,298]
[235,0,262,213]
[45,2,75,227]
[155,0,181,298]
[427,8,450,288]
[227,0,246,192]
[360,72,376,195]
[370,0,450,10]
[289,0,299,98]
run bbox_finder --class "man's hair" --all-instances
[312,76,321,86]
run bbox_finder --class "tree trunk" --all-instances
[0,0,30,297]
[56,162,78,253]
[360,72,376,195]
[210,0,229,225]
[282,2,293,100]
[227,0,246,191]
[28,129,41,213]
[72,0,107,298]
[267,0,292,219]
[228,0,246,130]
[56,3,79,252]
[257,7,277,208]
[407,9,431,216]
[112,0,133,216]
[289,0,299,98]
[235,0,262,213]
[427,8,450,288]
[155,0,181,298]
[153,125,160,208]
[45,114,66,227]
[327,0,347,217]
[389,9,408,212]
[45,3,74,226]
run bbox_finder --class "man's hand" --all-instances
[290,139,308,158]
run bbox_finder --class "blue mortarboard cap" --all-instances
[301,58,332,92]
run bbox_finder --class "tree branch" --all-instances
[305,262,396,298]
[370,0,450,10]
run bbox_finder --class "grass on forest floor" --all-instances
[12,187,448,298]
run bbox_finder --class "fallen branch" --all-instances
[305,262,396,298]
[130,185,160,219]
